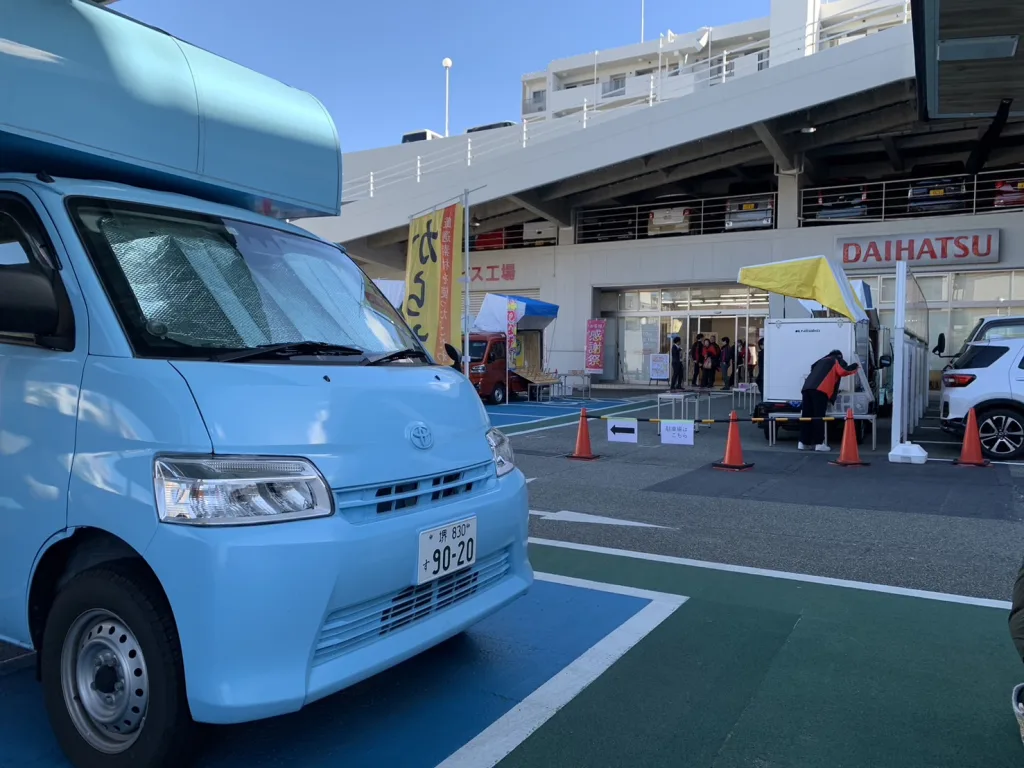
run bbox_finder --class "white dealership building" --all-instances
[299,0,1024,385]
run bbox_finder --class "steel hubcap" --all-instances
[61,610,149,754]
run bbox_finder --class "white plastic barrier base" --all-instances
[888,442,928,464]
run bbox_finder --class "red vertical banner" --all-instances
[506,298,518,371]
[436,204,457,362]
[585,319,606,374]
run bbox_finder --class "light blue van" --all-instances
[0,3,532,767]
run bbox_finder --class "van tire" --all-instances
[41,562,195,768]
[976,408,1024,460]
[490,383,506,405]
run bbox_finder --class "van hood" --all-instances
[169,361,494,489]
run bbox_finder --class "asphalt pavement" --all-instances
[516,391,1024,601]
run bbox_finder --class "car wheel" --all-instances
[977,409,1024,460]
[490,383,506,405]
[41,562,194,768]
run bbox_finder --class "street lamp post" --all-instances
[442,57,453,137]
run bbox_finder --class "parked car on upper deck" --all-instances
[813,180,869,221]
[907,163,968,214]
[994,178,1024,209]
[724,195,774,230]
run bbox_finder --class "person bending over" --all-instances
[799,349,858,452]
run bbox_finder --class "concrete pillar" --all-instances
[769,0,820,68]
[776,171,803,229]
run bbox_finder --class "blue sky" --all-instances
[116,0,766,153]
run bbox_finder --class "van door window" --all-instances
[0,199,73,349]
[489,342,506,362]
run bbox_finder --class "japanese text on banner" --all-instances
[506,298,518,371]
[402,204,464,365]
[585,319,606,374]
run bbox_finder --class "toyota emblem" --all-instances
[408,423,434,450]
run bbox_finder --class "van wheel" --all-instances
[490,383,506,405]
[977,409,1024,460]
[41,562,194,768]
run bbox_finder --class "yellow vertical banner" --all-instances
[403,203,464,365]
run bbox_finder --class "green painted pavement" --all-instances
[498,544,1024,768]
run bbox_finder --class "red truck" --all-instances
[464,332,529,404]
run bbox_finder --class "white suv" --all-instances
[940,338,1024,459]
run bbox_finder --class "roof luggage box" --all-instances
[0,0,342,218]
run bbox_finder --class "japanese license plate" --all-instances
[417,517,477,585]
[1016,182,1024,190]
[741,203,756,211]
[929,188,945,197]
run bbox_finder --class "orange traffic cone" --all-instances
[953,408,990,467]
[713,411,753,471]
[830,408,869,467]
[568,408,598,460]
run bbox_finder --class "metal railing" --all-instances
[341,0,910,204]
[801,167,1024,225]
[574,192,779,244]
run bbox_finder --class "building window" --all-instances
[661,289,688,311]
[952,272,1011,303]
[531,90,546,104]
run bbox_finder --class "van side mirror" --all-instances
[0,265,59,337]
[932,332,946,355]
[879,355,892,368]
[444,343,462,368]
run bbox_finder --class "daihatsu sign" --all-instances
[837,229,1000,270]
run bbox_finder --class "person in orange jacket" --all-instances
[798,349,858,452]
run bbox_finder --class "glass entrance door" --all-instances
[690,315,767,388]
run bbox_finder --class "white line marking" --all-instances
[507,402,656,436]
[527,538,1011,610]
[529,509,670,529]
[927,456,1024,467]
[525,477,536,484]
[438,574,684,768]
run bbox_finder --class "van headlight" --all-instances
[154,456,333,525]
[486,428,515,477]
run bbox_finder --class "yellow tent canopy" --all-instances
[737,255,867,323]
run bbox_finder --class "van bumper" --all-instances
[144,469,532,724]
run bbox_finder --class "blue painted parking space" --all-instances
[485,398,635,430]
[0,579,661,768]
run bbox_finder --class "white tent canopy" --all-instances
[372,279,404,310]
[472,293,559,333]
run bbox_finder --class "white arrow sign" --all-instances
[606,418,638,443]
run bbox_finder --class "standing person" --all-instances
[689,333,704,387]
[798,349,859,452]
[735,339,746,385]
[700,337,718,389]
[755,337,765,393]
[669,336,684,391]
[720,336,734,389]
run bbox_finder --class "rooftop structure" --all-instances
[521,0,910,122]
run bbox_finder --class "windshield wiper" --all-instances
[365,348,431,366]
[213,341,366,363]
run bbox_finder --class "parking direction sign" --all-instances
[660,420,694,446]
[607,418,638,444]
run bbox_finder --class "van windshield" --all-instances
[69,198,423,361]
[468,339,489,361]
